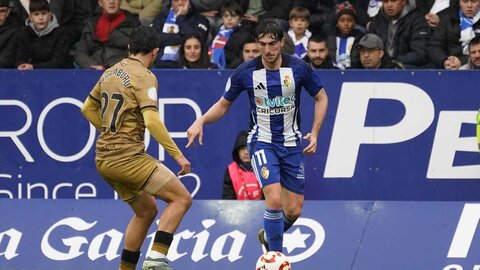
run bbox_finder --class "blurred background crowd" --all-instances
[1,0,479,70]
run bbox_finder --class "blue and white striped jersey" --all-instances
[224,54,324,146]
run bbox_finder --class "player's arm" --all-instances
[304,88,328,155]
[143,109,190,175]
[81,96,102,132]
[186,96,232,147]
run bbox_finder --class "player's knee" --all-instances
[136,206,158,221]
[177,192,192,212]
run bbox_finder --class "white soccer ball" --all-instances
[255,251,291,270]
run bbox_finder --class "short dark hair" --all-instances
[220,1,243,17]
[29,0,50,13]
[469,35,480,51]
[254,18,284,42]
[308,35,328,48]
[128,26,160,55]
[0,0,9,8]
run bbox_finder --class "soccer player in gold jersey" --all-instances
[81,26,192,270]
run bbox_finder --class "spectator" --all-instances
[303,35,338,69]
[225,28,259,68]
[293,0,336,35]
[287,7,312,59]
[234,0,293,23]
[50,0,97,45]
[9,0,28,25]
[328,1,364,69]
[460,34,480,69]
[15,0,72,69]
[75,0,140,70]
[178,34,218,69]
[368,0,431,68]
[120,0,162,26]
[355,33,404,68]
[210,1,243,69]
[152,0,210,68]
[222,130,263,200]
[427,0,480,69]
[225,19,258,68]
[0,0,20,68]
[241,36,260,62]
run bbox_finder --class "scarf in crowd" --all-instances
[460,9,480,55]
[288,29,311,59]
[368,0,383,17]
[336,36,355,69]
[161,9,180,61]
[210,25,234,69]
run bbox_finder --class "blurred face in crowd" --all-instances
[238,146,250,163]
[469,42,480,68]
[359,47,384,69]
[222,11,241,29]
[307,40,329,66]
[257,34,284,65]
[289,17,309,37]
[98,0,121,15]
[460,0,480,18]
[242,42,260,62]
[30,10,51,31]
[171,0,189,13]
[336,14,356,36]
[383,0,406,18]
[0,6,10,26]
[184,37,202,63]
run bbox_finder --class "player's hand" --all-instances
[176,156,191,175]
[186,120,204,148]
[303,132,317,155]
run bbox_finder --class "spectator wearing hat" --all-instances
[327,1,364,69]
[460,35,480,69]
[303,34,338,69]
[354,33,404,68]
[368,0,430,68]
[0,0,21,68]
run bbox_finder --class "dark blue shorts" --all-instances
[248,141,305,195]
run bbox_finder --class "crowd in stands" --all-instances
[1,0,479,70]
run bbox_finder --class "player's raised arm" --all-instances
[304,88,328,155]
[186,96,233,148]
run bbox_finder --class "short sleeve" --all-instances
[133,74,158,110]
[223,69,244,101]
[301,63,324,97]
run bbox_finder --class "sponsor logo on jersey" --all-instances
[255,95,296,115]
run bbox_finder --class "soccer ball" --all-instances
[255,251,291,270]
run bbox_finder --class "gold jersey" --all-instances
[89,58,159,160]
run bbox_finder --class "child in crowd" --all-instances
[287,7,312,59]
[329,1,364,69]
[209,2,243,69]
[15,0,72,69]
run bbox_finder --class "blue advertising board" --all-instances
[0,70,479,200]
[0,200,479,269]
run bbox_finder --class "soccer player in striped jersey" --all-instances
[186,18,328,253]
